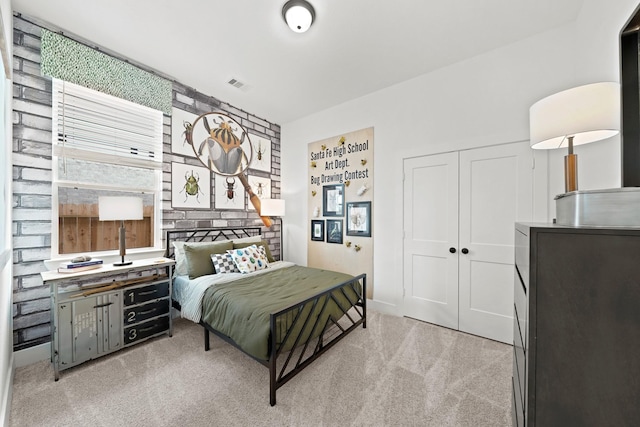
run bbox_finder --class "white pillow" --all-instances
[231,235,262,245]
[172,241,188,276]
[227,244,269,273]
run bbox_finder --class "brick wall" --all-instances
[11,14,281,351]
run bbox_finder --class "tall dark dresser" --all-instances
[512,223,640,426]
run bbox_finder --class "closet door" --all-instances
[403,152,459,330]
[458,142,532,343]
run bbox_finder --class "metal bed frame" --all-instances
[166,227,367,406]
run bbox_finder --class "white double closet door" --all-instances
[403,141,533,344]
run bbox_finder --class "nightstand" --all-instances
[41,257,175,380]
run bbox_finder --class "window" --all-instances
[52,79,163,257]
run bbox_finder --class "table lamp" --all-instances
[98,196,143,266]
[529,82,620,193]
[260,199,286,260]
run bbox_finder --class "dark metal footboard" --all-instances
[201,273,366,406]
[268,273,366,406]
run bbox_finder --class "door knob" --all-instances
[449,247,456,254]
[461,248,469,254]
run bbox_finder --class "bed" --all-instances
[166,227,367,406]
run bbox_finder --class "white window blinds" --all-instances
[52,79,163,169]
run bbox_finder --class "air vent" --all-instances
[228,78,245,89]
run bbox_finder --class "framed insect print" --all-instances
[171,108,198,157]
[171,162,211,209]
[326,219,343,244]
[311,220,325,241]
[249,134,272,173]
[248,175,271,200]
[322,184,344,217]
[214,175,245,210]
[346,201,371,237]
[186,112,253,177]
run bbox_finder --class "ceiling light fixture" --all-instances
[282,0,315,33]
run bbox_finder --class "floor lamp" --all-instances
[99,196,144,266]
[260,199,286,261]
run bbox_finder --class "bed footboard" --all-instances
[200,273,366,406]
[268,273,366,406]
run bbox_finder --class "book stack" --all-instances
[58,258,104,273]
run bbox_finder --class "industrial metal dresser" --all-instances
[41,258,174,380]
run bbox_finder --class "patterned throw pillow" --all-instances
[227,244,269,273]
[211,253,240,274]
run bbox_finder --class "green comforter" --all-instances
[200,265,360,360]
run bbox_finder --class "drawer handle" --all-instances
[138,290,159,296]
[139,325,157,333]
[138,309,157,316]
[93,302,114,308]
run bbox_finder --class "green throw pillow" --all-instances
[233,240,275,263]
[183,241,234,279]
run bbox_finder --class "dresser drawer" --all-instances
[512,376,524,427]
[513,311,526,413]
[124,316,170,345]
[515,228,529,290]
[124,299,170,325]
[514,269,527,349]
[123,281,169,306]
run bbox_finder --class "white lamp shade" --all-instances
[98,196,144,221]
[283,0,315,33]
[260,199,286,217]
[530,82,620,150]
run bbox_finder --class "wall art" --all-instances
[322,184,344,217]
[346,201,371,237]
[186,112,253,176]
[326,219,343,244]
[249,134,272,173]
[311,220,325,241]
[214,175,245,210]
[171,162,210,209]
[171,108,198,157]
[307,127,374,297]
[247,175,271,201]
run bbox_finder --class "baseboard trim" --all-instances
[14,343,48,368]
[1,352,14,427]
[366,299,399,316]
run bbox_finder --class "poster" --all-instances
[307,127,374,298]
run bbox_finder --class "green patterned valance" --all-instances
[41,29,172,115]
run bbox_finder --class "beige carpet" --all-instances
[10,311,512,426]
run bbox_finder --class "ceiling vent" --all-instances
[228,78,246,89]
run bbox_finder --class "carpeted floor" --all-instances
[9,311,512,426]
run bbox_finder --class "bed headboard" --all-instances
[165,227,262,259]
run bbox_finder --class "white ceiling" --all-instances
[12,0,584,124]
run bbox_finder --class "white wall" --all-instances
[0,0,12,424]
[281,0,640,312]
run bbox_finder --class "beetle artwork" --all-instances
[197,115,249,175]
[182,120,193,148]
[255,182,263,198]
[254,140,267,162]
[184,112,275,226]
[225,177,237,201]
[180,170,204,202]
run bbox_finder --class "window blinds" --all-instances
[52,79,163,169]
